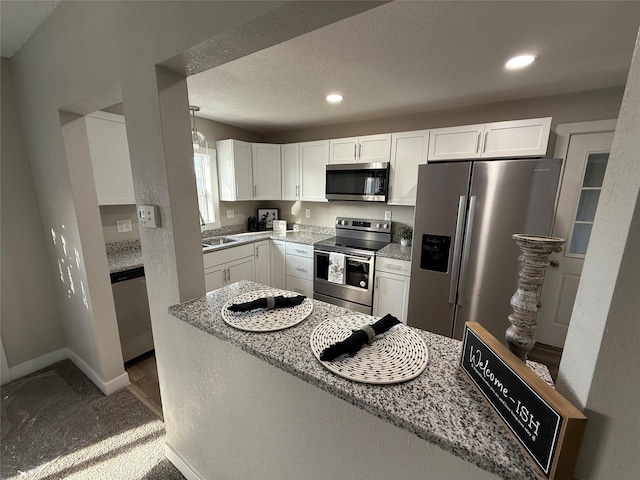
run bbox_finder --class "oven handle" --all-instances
[314,249,373,263]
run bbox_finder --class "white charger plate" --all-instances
[310,313,428,384]
[221,289,313,332]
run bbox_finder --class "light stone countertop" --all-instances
[107,230,334,274]
[377,242,413,261]
[168,280,547,480]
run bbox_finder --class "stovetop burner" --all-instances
[313,217,392,255]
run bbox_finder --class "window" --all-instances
[194,147,221,229]
[568,152,609,256]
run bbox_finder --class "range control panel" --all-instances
[335,217,391,232]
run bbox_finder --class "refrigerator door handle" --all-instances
[449,196,467,304]
[457,195,477,306]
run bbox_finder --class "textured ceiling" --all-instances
[187,1,640,133]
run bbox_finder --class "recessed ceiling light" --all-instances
[505,54,536,70]
[326,94,344,103]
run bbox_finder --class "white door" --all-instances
[205,265,225,292]
[358,134,391,163]
[226,256,255,284]
[387,130,429,206]
[281,144,300,200]
[254,241,270,286]
[300,140,329,201]
[536,131,614,347]
[373,271,411,324]
[233,140,254,200]
[252,143,281,200]
[427,124,484,161]
[329,137,358,164]
[270,240,286,289]
[482,117,551,158]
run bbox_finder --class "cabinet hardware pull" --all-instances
[483,131,488,153]
[235,183,239,197]
[296,267,307,272]
[227,268,231,282]
[358,143,362,160]
[254,185,257,197]
[223,268,226,282]
[476,132,481,153]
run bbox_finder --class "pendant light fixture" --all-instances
[190,105,208,154]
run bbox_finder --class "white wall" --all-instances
[0,58,65,369]
[556,28,640,479]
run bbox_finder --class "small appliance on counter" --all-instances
[272,220,287,233]
[248,215,259,232]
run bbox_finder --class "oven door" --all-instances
[313,249,375,309]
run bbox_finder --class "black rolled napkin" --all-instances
[227,295,306,312]
[319,313,401,361]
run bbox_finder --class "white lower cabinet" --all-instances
[270,240,286,289]
[285,242,314,297]
[373,257,411,324]
[254,240,270,286]
[204,244,255,291]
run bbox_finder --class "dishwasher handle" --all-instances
[110,266,145,284]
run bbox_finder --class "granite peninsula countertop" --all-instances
[376,242,413,261]
[169,280,547,480]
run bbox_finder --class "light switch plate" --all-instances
[137,205,161,228]
[226,209,235,218]
[116,219,132,233]
[305,209,311,218]
[384,211,392,221]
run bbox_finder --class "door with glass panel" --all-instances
[536,132,614,348]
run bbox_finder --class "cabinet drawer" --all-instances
[376,257,411,276]
[203,243,254,269]
[285,242,314,258]
[286,276,313,297]
[286,254,313,280]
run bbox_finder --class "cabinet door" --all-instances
[226,256,255,284]
[428,124,484,161]
[86,112,136,205]
[205,265,225,292]
[373,271,410,324]
[387,130,429,206]
[329,137,358,164]
[281,144,300,200]
[254,241,270,286]
[216,139,253,200]
[285,276,314,298]
[482,117,551,158]
[358,134,391,163]
[252,143,281,200]
[270,240,286,289]
[300,140,329,202]
[232,140,254,200]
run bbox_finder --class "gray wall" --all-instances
[1,58,65,367]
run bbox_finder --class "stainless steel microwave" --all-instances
[325,162,389,202]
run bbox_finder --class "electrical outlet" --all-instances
[137,205,160,228]
[116,219,132,233]
[384,211,392,221]
[226,209,235,218]
[305,209,311,218]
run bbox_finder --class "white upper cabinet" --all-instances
[329,134,391,164]
[428,117,551,161]
[281,143,300,201]
[86,112,135,205]
[217,139,253,201]
[482,117,551,158]
[387,130,429,206]
[428,124,485,161]
[252,143,281,200]
[300,140,329,202]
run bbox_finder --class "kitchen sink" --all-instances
[202,237,238,248]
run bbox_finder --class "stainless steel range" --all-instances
[313,217,392,314]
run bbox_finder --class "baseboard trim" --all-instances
[67,349,130,395]
[165,443,205,480]
[8,347,129,395]
[8,348,68,381]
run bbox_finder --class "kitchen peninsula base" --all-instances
[166,281,550,480]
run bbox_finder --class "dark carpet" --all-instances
[1,360,185,480]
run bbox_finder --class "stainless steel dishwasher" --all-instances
[110,267,154,362]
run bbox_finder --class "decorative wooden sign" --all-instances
[460,322,586,480]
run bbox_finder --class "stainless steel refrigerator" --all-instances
[407,158,562,342]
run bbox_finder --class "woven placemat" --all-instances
[310,314,428,384]
[221,289,313,332]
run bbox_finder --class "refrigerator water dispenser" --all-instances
[420,235,451,273]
